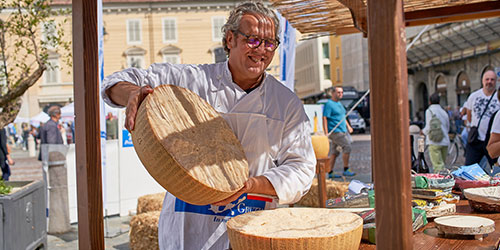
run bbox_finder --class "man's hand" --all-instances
[212,176,276,206]
[124,86,153,131]
[6,155,14,165]
[347,123,353,134]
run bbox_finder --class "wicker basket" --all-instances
[131,85,249,205]
[464,186,500,213]
[467,199,500,213]
[227,208,363,250]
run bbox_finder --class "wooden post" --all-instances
[73,0,105,248]
[366,0,413,249]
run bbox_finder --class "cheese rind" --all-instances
[131,85,249,205]
[227,208,363,250]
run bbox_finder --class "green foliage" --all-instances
[0,179,12,195]
[0,0,72,127]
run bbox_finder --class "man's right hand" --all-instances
[125,85,153,131]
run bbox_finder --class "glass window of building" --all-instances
[323,64,331,80]
[322,42,329,59]
[212,17,225,42]
[163,18,177,43]
[42,21,57,49]
[127,19,141,44]
[45,58,59,84]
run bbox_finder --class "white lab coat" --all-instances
[102,61,316,250]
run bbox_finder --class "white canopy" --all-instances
[30,111,50,127]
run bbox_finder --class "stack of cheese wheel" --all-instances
[227,208,363,250]
[131,84,249,205]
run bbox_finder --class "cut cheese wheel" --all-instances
[131,84,249,205]
[227,208,363,250]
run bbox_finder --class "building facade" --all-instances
[18,0,282,119]
[294,35,343,102]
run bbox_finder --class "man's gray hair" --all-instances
[48,106,61,118]
[222,1,280,54]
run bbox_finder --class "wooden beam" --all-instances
[367,0,413,249]
[405,2,500,27]
[337,0,367,35]
[72,0,105,248]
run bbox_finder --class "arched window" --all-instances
[456,71,471,106]
[123,47,146,68]
[159,45,181,64]
[435,75,447,106]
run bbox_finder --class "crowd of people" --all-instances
[421,69,500,174]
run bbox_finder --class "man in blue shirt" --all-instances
[323,86,355,178]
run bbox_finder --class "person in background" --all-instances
[487,89,500,175]
[101,2,316,249]
[460,100,469,149]
[464,70,500,167]
[38,106,64,160]
[452,106,462,134]
[0,127,14,180]
[323,86,355,178]
[22,122,30,151]
[422,93,450,172]
[106,112,118,140]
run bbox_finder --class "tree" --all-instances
[0,0,71,128]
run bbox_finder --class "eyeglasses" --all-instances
[234,30,280,52]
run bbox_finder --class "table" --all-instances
[359,200,500,249]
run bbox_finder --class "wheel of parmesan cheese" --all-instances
[227,208,363,250]
[131,84,249,205]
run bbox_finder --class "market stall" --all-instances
[71,0,500,248]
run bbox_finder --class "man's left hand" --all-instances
[212,176,276,206]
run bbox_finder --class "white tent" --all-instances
[61,102,74,118]
[30,111,50,127]
[14,116,29,123]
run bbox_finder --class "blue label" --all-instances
[100,131,107,139]
[122,129,133,147]
[174,194,266,217]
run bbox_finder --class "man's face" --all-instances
[482,70,497,93]
[332,87,343,101]
[226,13,276,82]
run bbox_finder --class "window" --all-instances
[163,54,180,64]
[45,58,59,84]
[127,19,141,44]
[322,42,329,59]
[213,47,226,63]
[336,67,340,82]
[336,46,340,59]
[162,18,177,43]
[323,64,331,80]
[127,55,143,68]
[212,17,225,41]
[42,21,57,49]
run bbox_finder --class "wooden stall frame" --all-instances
[73,0,105,248]
[72,0,500,248]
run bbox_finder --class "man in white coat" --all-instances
[101,2,316,249]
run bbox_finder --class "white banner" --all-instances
[277,11,296,92]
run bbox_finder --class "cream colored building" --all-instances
[294,35,343,102]
[18,0,282,118]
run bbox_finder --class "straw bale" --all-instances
[130,211,161,250]
[137,192,166,215]
[297,179,349,207]
[131,85,249,205]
